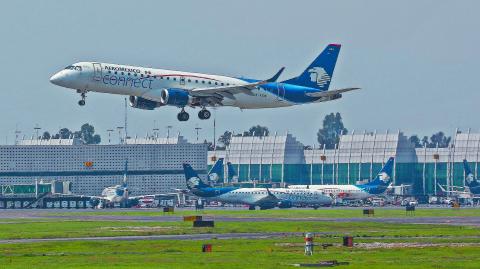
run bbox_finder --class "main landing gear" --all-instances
[77,90,87,106]
[176,108,211,121]
[177,109,190,122]
[198,109,211,120]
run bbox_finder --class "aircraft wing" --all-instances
[189,67,285,98]
[305,87,360,98]
[254,188,280,206]
[129,193,180,200]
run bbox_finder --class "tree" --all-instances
[429,131,451,148]
[41,131,51,140]
[245,125,269,137]
[218,131,233,147]
[316,112,348,149]
[421,136,429,147]
[203,140,215,151]
[76,123,101,144]
[55,128,73,139]
[408,135,422,148]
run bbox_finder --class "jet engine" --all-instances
[160,88,191,106]
[277,200,294,208]
[129,96,162,110]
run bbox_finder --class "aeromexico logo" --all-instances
[466,173,475,183]
[308,67,331,87]
[377,172,390,183]
[187,176,202,188]
[209,173,219,182]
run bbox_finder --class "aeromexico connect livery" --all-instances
[289,157,395,200]
[50,44,359,121]
[183,163,332,210]
[462,160,480,196]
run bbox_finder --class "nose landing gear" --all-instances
[177,108,190,121]
[198,109,211,120]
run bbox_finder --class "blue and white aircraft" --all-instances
[50,44,359,121]
[183,163,332,210]
[439,160,480,199]
[289,157,395,200]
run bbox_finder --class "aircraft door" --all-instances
[92,63,102,81]
[179,76,185,85]
[277,83,285,101]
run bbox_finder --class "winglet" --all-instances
[266,67,285,83]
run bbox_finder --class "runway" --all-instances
[1,208,479,227]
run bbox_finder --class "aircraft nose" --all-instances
[49,72,63,86]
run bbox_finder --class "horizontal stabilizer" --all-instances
[305,87,360,98]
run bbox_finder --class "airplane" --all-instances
[50,44,359,121]
[438,159,480,199]
[88,161,175,208]
[183,163,332,210]
[288,157,395,200]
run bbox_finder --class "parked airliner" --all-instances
[183,163,332,210]
[439,160,480,199]
[50,44,359,121]
[289,157,395,200]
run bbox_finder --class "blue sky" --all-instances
[0,0,478,145]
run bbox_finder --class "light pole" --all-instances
[166,126,173,142]
[117,126,124,144]
[195,126,202,143]
[107,129,114,144]
[34,125,41,140]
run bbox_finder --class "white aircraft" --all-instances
[50,44,359,121]
[183,163,332,210]
[88,161,175,208]
[437,159,480,200]
[289,157,395,200]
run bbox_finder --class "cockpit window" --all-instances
[64,65,82,71]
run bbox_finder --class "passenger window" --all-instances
[121,72,124,75]
[141,74,144,77]
[128,73,131,76]
[221,83,224,86]
[167,77,170,80]
[134,73,137,76]
[108,71,112,74]
[208,81,211,84]
[195,80,198,83]
[188,79,191,82]
[114,71,117,74]
[215,82,218,85]
[173,78,176,81]
[202,81,205,84]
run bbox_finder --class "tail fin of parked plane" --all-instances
[208,158,224,182]
[366,157,394,186]
[183,163,210,189]
[227,162,239,182]
[282,44,341,90]
[463,159,475,184]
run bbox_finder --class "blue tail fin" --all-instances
[464,159,476,184]
[367,157,394,186]
[282,44,341,90]
[227,162,238,181]
[183,163,210,189]
[208,158,224,182]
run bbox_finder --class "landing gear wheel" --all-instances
[198,109,211,120]
[78,91,87,106]
[177,110,190,121]
[248,205,256,210]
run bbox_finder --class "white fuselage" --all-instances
[50,62,292,109]
[288,185,372,200]
[204,187,332,207]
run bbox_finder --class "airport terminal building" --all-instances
[0,136,207,196]
[208,131,478,196]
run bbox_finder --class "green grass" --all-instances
[0,219,479,240]
[0,238,479,269]
[44,207,480,218]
